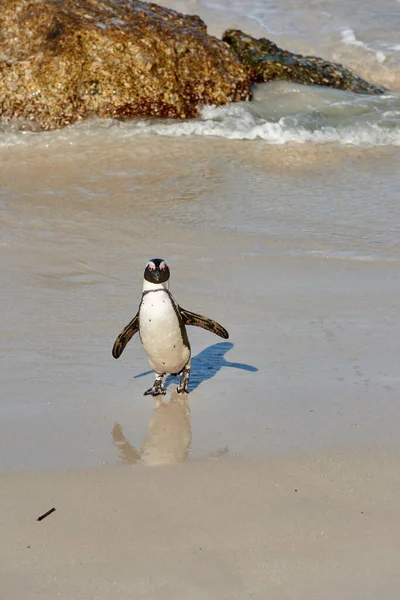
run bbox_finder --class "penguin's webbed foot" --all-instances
[144,372,166,397]
[144,384,166,397]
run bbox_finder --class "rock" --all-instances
[0,0,251,130]
[223,30,386,95]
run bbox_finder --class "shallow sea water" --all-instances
[0,0,399,470]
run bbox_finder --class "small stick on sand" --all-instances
[37,507,56,522]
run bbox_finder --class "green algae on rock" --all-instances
[0,0,251,131]
[223,30,386,95]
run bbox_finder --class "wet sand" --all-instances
[1,137,400,469]
[2,240,400,468]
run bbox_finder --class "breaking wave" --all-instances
[0,82,399,147]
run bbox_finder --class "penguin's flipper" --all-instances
[179,307,229,339]
[112,313,139,359]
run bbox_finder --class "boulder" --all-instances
[0,0,251,130]
[223,30,386,95]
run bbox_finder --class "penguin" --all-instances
[112,258,229,396]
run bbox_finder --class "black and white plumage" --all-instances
[112,258,229,396]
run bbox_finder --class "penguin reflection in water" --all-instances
[112,258,229,396]
[112,392,191,465]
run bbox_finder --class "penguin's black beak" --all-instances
[152,269,162,282]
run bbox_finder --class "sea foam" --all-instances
[0,82,399,148]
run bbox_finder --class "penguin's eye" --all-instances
[159,262,166,271]
[148,262,156,271]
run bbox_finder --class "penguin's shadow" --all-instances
[133,342,258,392]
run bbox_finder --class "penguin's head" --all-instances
[144,258,170,285]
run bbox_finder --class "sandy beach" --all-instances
[1,0,400,595]
[2,448,400,599]
[2,137,400,596]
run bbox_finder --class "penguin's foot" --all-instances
[177,364,190,395]
[144,385,166,397]
[144,372,166,397]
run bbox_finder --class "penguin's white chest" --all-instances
[139,291,190,374]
